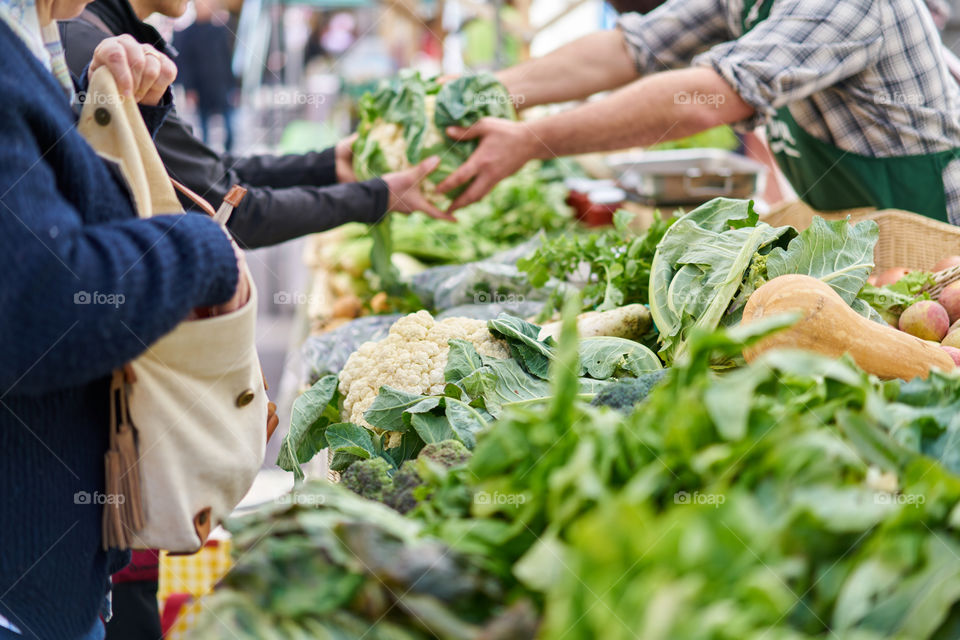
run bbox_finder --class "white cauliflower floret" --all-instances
[366,95,447,208]
[339,311,509,430]
[367,121,410,171]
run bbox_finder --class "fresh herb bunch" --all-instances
[518,209,675,319]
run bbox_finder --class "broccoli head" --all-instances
[419,440,471,468]
[340,457,394,502]
[591,369,668,412]
[384,461,421,514]
[384,440,472,513]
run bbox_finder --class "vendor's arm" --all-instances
[496,0,729,108]
[439,68,753,210]
[495,31,637,109]
[441,0,883,211]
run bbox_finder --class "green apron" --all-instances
[740,0,959,222]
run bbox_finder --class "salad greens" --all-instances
[859,271,937,324]
[649,198,879,364]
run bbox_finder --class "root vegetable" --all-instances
[538,304,652,342]
[934,255,960,272]
[874,267,911,287]
[899,300,950,342]
[938,282,960,324]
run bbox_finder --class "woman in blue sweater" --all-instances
[0,0,249,636]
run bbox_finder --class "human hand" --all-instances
[90,35,177,105]
[383,156,456,221]
[190,229,251,319]
[436,117,539,212]
[335,134,358,183]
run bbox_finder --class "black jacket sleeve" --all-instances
[155,112,389,248]
[60,17,390,249]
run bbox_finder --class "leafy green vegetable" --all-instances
[189,482,537,639]
[518,209,675,318]
[276,375,340,481]
[650,198,879,364]
[858,271,936,323]
[353,71,515,207]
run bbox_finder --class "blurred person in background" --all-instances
[171,0,235,150]
[60,0,450,255]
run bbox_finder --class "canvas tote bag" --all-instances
[77,66,268,553]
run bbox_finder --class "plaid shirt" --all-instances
[619,0,960,223]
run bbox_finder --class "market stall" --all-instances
[154,61,960,638]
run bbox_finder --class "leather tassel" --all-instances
[103,369,144,549]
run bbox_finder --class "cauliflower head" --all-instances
[363,95,444,207]
[338,311,509,428]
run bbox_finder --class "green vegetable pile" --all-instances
[195,195,960,639]
[194,304,960,639]
[277,312,661,482]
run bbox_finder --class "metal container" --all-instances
[607,149,767,205]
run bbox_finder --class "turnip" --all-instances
[899,300,950,341]
[938,281,960,324]
[934,255,960,272]
[942,345,960,366]
[875,267,911,287]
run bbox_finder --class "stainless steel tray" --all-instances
[607,149,767,205]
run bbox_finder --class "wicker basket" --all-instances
[763,201,960,279]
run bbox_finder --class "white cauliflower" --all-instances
[338,311,509,429]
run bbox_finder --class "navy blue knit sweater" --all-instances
[0,21,240,639]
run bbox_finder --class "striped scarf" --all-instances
[0,0,75,98]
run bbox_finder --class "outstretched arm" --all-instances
[438,67,753,211]
[495,30,638,109]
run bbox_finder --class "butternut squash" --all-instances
[741,274,954,380]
